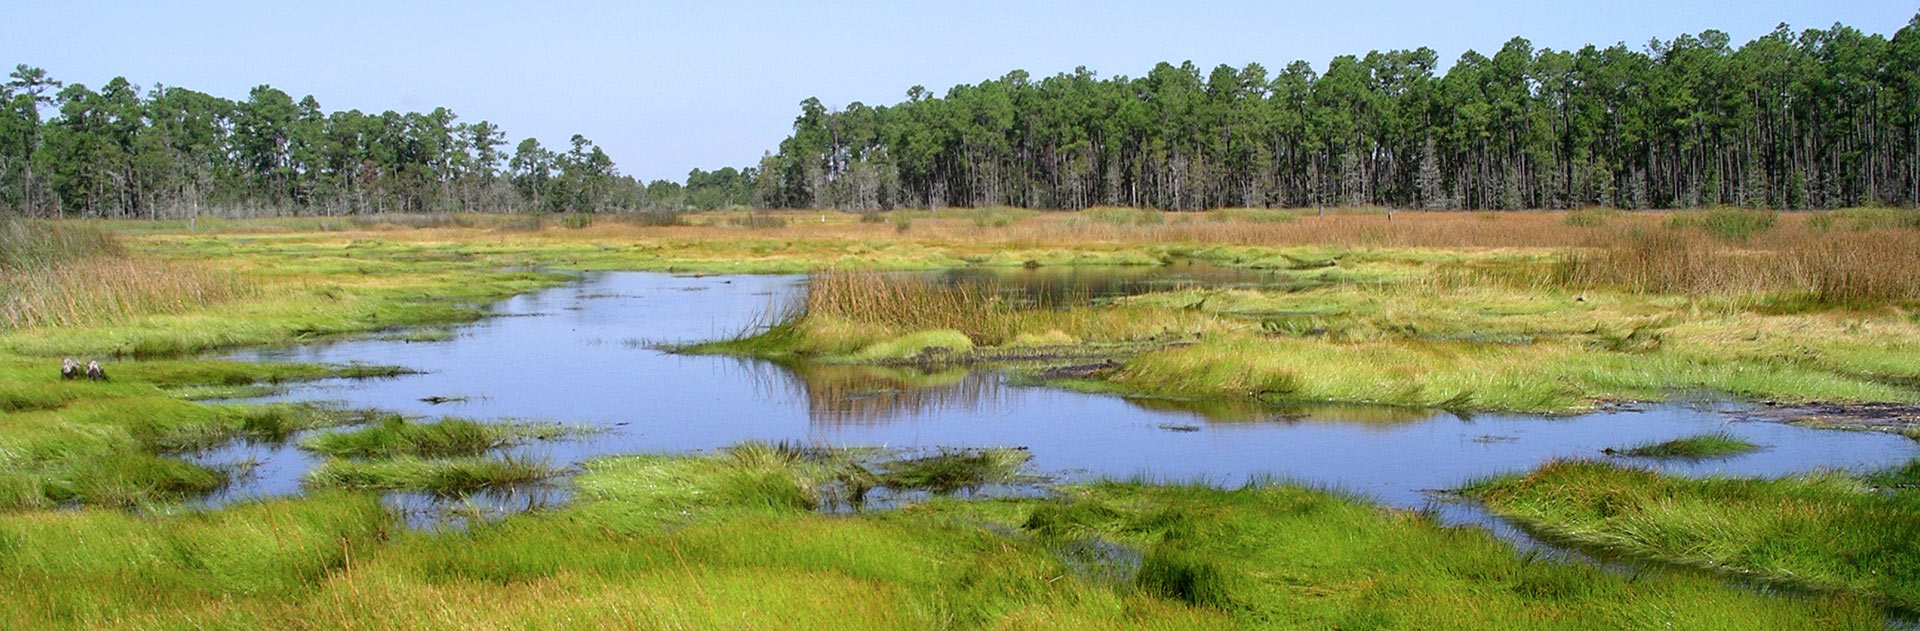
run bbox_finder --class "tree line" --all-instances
[0,68,757,218]
[763,17,1920,211]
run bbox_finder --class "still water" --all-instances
[207,271,1916,514]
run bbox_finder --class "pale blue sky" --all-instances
[5,1,1915,182]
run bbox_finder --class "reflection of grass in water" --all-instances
[1468,459,1920,611]
[1605,432,1758,459]
[775,362,998,425]
[1123,396,1440,425]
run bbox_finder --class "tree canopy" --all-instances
[0,68,753,218]
[6,16,1918,216]
[761,17,1920,211]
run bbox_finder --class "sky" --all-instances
[4,1,1915,183]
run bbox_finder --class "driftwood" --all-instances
[85,360,106,381]
[61,358,82,380]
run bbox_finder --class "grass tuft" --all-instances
[303,454,561,494]
[1605,432,1759,459]
[299,416,581,459]
[873,447,1032,494]
[1468,459,1920,609]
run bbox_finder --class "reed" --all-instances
[1557,227,1920,304]
[799,272,1018,343]
[0,216,122,270]
[1,257,258,330]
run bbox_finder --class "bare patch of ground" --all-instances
[1738,402,1920,438]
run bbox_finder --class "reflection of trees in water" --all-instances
[731,358,1011,426]
[1125,396,1442,428]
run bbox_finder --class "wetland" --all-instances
[4,209,1920,629]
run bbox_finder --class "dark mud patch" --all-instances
[1037,360,1122,380]
[1738,402,1920,438]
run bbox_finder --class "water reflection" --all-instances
[216,271,1918,521]
[1123,396,1445,426]
[747,361,1011,427]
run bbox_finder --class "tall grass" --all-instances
[1664,207,1778,242]
[1,216,255,330]
[1557,227,1920,304]
[0,216,123,270]
[1,258,258,330]
[798,272,1018,343]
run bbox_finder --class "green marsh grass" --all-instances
[9,447,1888,629]
[872,447,1032,494]
[1468,459,1920,610]
[298,416,581,458]
[304,454,561,494]
[1605,432,1759,459]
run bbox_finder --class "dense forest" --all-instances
[765,17,1920,211]
[0,68,757,218]
[6,17,1918,217]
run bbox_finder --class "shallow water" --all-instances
[208,271,1919,517]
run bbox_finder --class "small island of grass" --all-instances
[1604,432,1759,459]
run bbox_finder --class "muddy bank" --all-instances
[1740,401,1920,437]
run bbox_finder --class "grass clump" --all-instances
[873,447,1031,494]
[1825,207,1920,231]
[853,329,975,362]
[299,416,580,458]
[303,454,560,494]
[802,272,1014,342]
[1083,206,1165,227]
[1665,208,1778,242]
[1563,208,1612,227]
[1604,431,1759,459]
[1468,459,1920,609]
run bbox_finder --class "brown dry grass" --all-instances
[116,206,1920,306]
[1557,227,1920,303]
